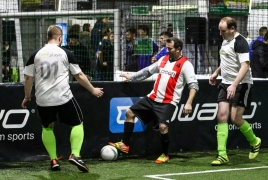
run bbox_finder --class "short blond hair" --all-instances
[47,25,62,41]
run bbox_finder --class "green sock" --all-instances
[217,123,228,157]
[42,128,57,160]
[70,124,84,157]
[239,120,257,145]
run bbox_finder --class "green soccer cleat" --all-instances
[211,155,229,166]
[109,141,130,153]
[155,153,169,164]
[249,137,261,160]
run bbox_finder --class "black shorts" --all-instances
[130,96,176,127]
[37,97,83,127]
[218,83,252,109]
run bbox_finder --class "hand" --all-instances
[119,74,131,82]
[227,84,236,99]
[92,88,104,98]
[209,73,218,85]
[151,56,157,64]
[21,98,31,108]
[183,103,192,115]
[103,62,107,66]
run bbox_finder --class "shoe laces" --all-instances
[250,145,258,153]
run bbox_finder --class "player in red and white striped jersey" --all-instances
[109,37,199,163]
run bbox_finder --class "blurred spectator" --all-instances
[80,23,94,77]
[68,24,81,36]
[251,32,268,78]
[90,17,109,52]
[63,33,90,77]
[137,25,158,70]
[95,27,111,80]
[125,27,138,71]
[167,23,173,35]
[249,26,267,60]
[2,42,11,81]
[82,23,92,34]
[151,31,173,63]
[245,31,252,45]
[98,31,114,81]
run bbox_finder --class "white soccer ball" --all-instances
[100,145,118,161]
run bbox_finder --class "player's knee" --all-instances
[159,123,168,133]
[125,109,135,122]
[44,122,54,128]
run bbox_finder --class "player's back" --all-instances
[31,44,75,106]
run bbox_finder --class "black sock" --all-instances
[161,133,170,156]
[123,122,134,146]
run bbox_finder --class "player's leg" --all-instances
[109,97,155,153]
[70,123,84,157]
[108,108,135,153]
[230,84,261,159]
[154,103,175,163]
[211,101,230,166]
[42,123,57,158]
[58,98,88,172]
[155,123,170,164]
[211,84,230,166]
[37,106,60,171]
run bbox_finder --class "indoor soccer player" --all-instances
[209,17,261,165]
[21,25,104,172]
[109,37,199,163]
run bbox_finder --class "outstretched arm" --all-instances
[75,72,104,98]
[120,62,159,82]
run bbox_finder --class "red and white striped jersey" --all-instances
[147,55,197,105]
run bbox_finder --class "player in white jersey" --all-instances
[21,25,104,172]
[109,37,199,163]
[209,17,261,166]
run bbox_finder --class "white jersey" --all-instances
[220,34,253,84]
[147,55,197,105]
[24,44,82,106]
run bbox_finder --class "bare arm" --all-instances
[209,67,221,85]
[183,88,197,115]
[74,72,104,98]
[21,75,34,108]
[232,62,249,87]
[227,62,249,99]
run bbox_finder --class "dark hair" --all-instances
[221,17,237,30]
[166,37,183,50]
[259,26,268,36]
[68,33,79,39]
[126,27,136,34]
[167,27,173,33]
[160,31,173,38]
[138,25,149,35]
[68,24,80,34]
[83,23,90,31]
[264,32,268,41]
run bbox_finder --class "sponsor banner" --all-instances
[209,0,251,15]
[0,80,267,162]
[109,97,146,133]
